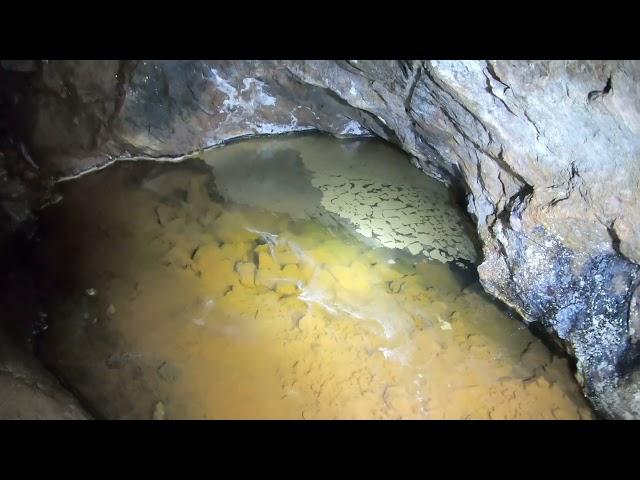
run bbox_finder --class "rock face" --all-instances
[3,59,640,418]
[0,319,90,419]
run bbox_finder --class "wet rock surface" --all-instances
[3,60,640,418]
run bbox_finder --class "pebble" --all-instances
[407,242,422,256]
[275,281,298,296]
[153,401,166,420]
[235,261,256,287]
[157,361,181,382]
[105,352,127,369]
[439,319,453,331]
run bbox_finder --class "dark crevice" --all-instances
[607,220,623,257]
[404,64,423,113]
[483,62,517,116]
[484,62,508,90]
[186,81,217,117]
[423,66,497,150]
[523,110,542,140]
[588,75,613,102]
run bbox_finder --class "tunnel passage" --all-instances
[4,59,638,419]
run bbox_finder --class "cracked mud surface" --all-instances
[33,138,593,419]
[203,136,477,264]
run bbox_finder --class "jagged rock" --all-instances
[4,60,640,418]
[235,261,256,288]
[275,280,297,296]
[255,244,279,271]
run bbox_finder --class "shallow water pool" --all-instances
[33,135,593,419]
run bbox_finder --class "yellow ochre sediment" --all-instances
[35,136,593,419]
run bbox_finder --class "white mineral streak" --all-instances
[208,68,278,113]
[340,120,369,136]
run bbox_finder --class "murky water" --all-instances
[33,135,593,419]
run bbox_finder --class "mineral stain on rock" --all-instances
[32,135,593,419]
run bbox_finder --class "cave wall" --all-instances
[3,59,640,418]
[0,327,90,419]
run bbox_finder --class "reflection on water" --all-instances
[33,135,593,419]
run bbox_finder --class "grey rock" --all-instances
[1,60,38,73]
[0,328,90,419]
[157,361,181,383]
